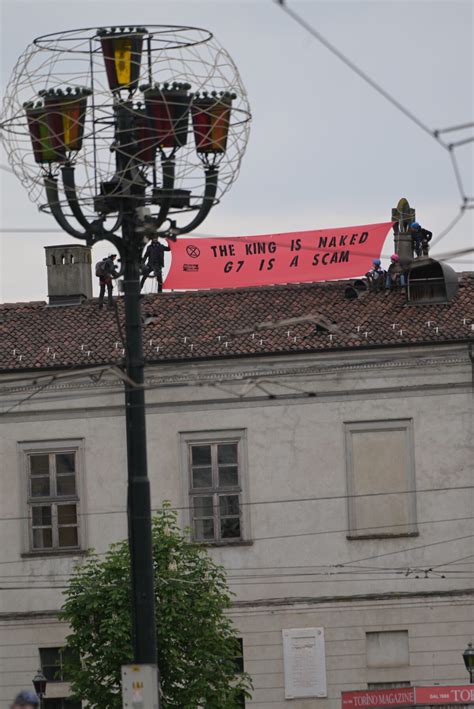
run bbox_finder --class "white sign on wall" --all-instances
[282,627,327,699]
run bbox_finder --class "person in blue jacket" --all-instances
[410,221,432,257]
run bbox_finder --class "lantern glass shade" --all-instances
[144,83,191,150]
[25,88,90,164]
[42,89,90,152]
[33,669,47,696]
[25,104,65,164]
[191,94,233,154]
[99,30,145,92]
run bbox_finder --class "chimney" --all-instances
[45,244,92,306]
[391,197,415,265]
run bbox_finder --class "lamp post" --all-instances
[463,642,474,683]
[32,669,47,709]
[0,24,250,698]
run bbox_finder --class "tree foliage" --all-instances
[61,505,252,708]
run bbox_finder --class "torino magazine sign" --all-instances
[164,221,393,290]
[342,686,474,709]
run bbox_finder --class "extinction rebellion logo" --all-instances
[186,245,200,258]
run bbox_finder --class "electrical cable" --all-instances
[0,485,472,523]
[273,1,473,248]
[431,207,467,246]
[1,347,472,408]
[0,517,474,581]
[274,1,438,142]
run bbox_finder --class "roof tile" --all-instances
[1,276,473,372]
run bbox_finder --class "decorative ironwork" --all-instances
[0,27,251,673]
[0,25,251,239]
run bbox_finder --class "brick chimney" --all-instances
[45,244,92,305]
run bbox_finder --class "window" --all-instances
[235,638,246,708]
[21,440,83,553]
[181,430,248,544]
[43,701,81,709]
[344,420,417,538]
[40,647,77,682]
[366,631,409,668]
[368,682,411,689]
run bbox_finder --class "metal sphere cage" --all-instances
[0,25,251,234]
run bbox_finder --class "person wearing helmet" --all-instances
[365,258,386,292]
[386,253,406,291]
[140,235,171,293]
[96,253,119,308]
[11,690,39,708]
[410,221,432,257]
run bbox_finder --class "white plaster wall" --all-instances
[0,344,472,707]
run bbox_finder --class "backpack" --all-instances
[95,259,106,277]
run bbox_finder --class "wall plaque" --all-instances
[283,627,327,699]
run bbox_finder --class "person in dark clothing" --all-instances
[385,253,407,293]
[410,222,432,257]
[366,258,386,292]
[140,236,171,292]
[97,253,118,308]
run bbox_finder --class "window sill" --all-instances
[346,531,419,541]
[21,549,86,559]
[193,539,254,548]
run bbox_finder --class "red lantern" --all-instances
[24,102,65,164]
[41,87,91,153]
[191,92,234,154]
[97,27,146,93]
[143,82,192,150]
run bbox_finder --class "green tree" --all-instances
[61,505,252,708]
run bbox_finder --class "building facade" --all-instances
[1,264,473,707]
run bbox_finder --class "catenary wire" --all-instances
[0,485,472,523]
[273,1,472,248]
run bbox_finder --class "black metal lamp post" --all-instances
[463,642,474,683]
[1,25,250,698]
[32,669,47,708]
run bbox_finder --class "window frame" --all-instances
[19,439,85,555]
[39,646,76,683]
[344,419,418,539]
[180,429,251,545]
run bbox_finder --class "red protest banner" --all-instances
[164,221,393,290]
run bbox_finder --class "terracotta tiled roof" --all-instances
[1,276,473,373]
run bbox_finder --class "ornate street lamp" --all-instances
[32,669,47,708]
[463,642,474,683]
[0,24,251,698]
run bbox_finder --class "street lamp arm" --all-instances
[153,157,175,229]
[44,175,90,239]
[61,165,96,230]
[171,166,218,235]
[62,165,125,237]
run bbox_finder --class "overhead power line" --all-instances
[274,1,473,248]
[274,1,437,140]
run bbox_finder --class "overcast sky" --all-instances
[1,0,472,303]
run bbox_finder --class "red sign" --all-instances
[342,688,415,709]
[164,221,393,290]
[415,686,474,704]
[342,686,474,709]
